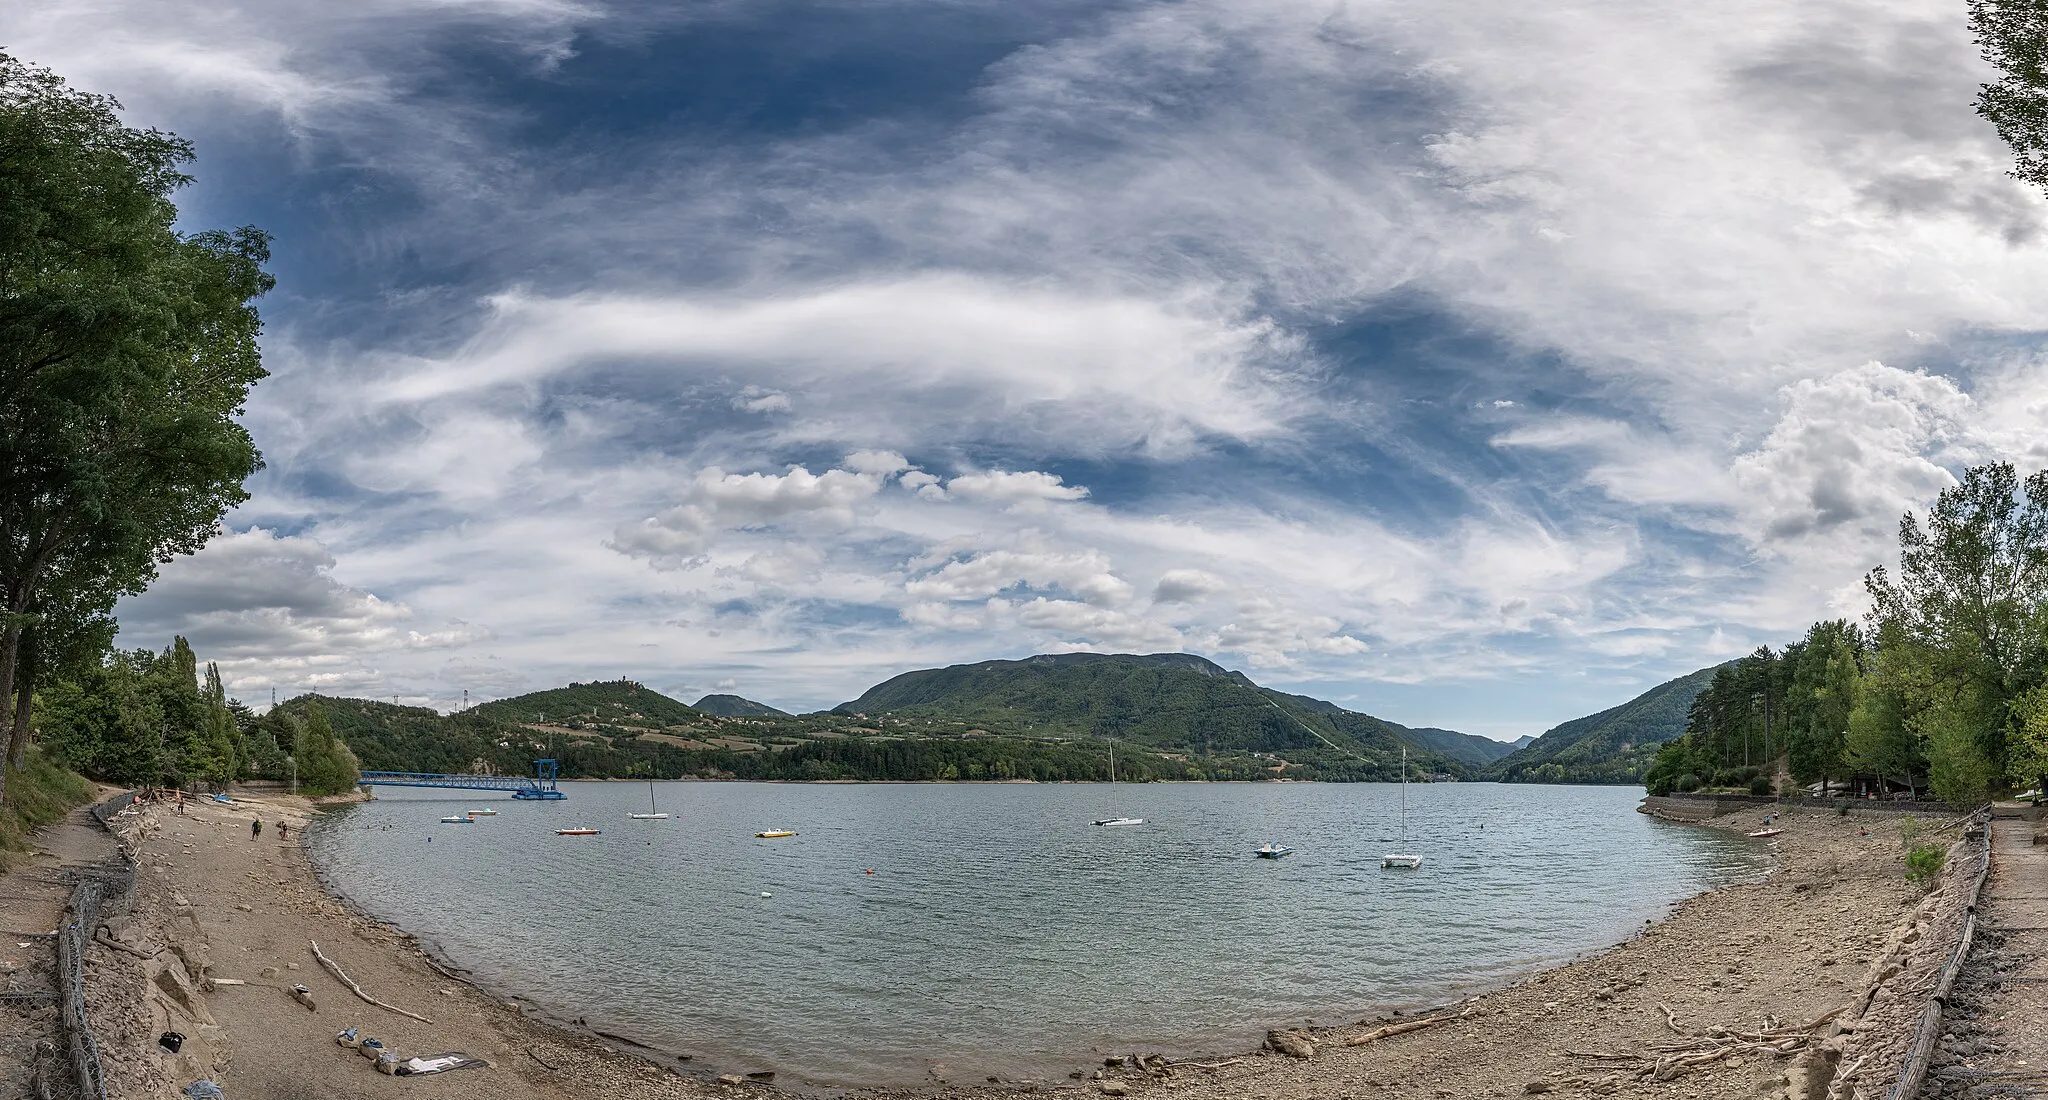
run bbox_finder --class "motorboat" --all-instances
[556,828,601,836]
[1255,843,1294,859]
[756,830,798,838]
[630,813,670,820]
[438,815,473,824]
[466,808,498,817]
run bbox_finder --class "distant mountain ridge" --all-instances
[836,651,1492,775]
[1483,665,1724,784]
[472,680,702,728]
[692,693,789,718]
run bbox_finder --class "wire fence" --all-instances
[54,793,141,1100]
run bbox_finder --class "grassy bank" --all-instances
[0,748,92,871]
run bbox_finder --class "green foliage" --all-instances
[1749,775,1774,796]
[2007,685,2048,793]
[1971,0,2048,194]
[1866,463,2048,783]
[0,52,271,805]
[1905,842,1946,887]
[0,748,91,872]
[473,680,704,729]
[1491,664,1721,784]
[289,700,361,796]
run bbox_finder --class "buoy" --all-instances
[864,869,873,875]
[760,891,772,898]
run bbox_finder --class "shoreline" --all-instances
[71,791,1980,1099]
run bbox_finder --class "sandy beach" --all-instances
[36,792,1988,1100]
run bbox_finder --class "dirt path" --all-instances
[1924,815,2048,1099]
[76,795,1985,1100]
[0,797,119,1098]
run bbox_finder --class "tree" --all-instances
[0,53,270,803]
[1971,0,2048,194]
[292,701,361,797]
[1847,631,1928,798]
[1866,463,2048,780]
[1786,621,1862,788]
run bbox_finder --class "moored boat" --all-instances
[1092,817,1144,827]
[755,829,798,838]
[1381,747,1424,870]
[1748,828,1783,838]
[557,827,601,836]
[1254,843,1294,858]
[630,812,670,820]
[466,808,498,817]
[438,815,473,824]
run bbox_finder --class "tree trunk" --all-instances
[7,637,34,767]
[0,620,19,805]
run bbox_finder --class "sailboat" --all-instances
[629,774,669,820]
[1381,747,1423,869]
[1092,739,1144,827]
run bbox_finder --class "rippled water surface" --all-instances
[311,781,1764,1085]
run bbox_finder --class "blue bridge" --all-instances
[359,759,566,800]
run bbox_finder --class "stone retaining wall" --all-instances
[1640,793,1955,822]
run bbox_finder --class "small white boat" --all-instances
[1255,843,1294,859]
[1091,740,1143,827]
[438,815,473,824]
[756,829,798,839]
[1381,748,1424,870]
[631,776,668,821]
[1748,828,1783,839]
[557,827,601,836]
[466,808,498,817]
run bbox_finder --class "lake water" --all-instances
[310,781,1765,1087]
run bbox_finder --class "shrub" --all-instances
[1749,776,1774,796]
[0,749,93,873]
[1675,773,1702,793]
[1905,842,1945,887]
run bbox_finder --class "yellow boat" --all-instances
[755,829,798,839]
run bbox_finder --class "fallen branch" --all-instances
[1564,1050,1645,1061]
[1345,1006,1472,1046]
[527,1049,561,1071]
[91,931,156,960]
[1658,1003,1686,1034]
[310,939,433,1024]
[1162,1059,1242,1070]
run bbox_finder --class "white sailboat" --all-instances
[629,774,669,820]
[1092,739,1143,827]
[1381,747,1423,869]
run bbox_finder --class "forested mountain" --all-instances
[693,694,790,718]
[1483,665,1723,784]
[834,652,1469,777]
[471,680,703,728]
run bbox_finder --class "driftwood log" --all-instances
[1346,1006,1473,1046]
[309,940,433,1024]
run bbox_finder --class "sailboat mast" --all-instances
[1399,747,1408,846]
[1109,739,1117,786]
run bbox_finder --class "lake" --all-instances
[309,780,1766,1086]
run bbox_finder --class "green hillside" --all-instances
[1483,665,1724,784]
[693,694,790,718]
[471,679,702,729]
[835,652,1460,777]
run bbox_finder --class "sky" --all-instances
[10,0,2048,739]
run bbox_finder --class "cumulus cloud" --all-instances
[921,470,1090,509]
[610,455,908,567]
[1732,363,1973,544]
[904,548,1134,607]
[1151,569,1226,604]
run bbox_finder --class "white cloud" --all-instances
[925,470,1090,510]
[1151,569,1226,604]
[609,457,904,567]
[905,547,1134,607]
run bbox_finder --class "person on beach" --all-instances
[279,821,289,841]
[251,819,262,841]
